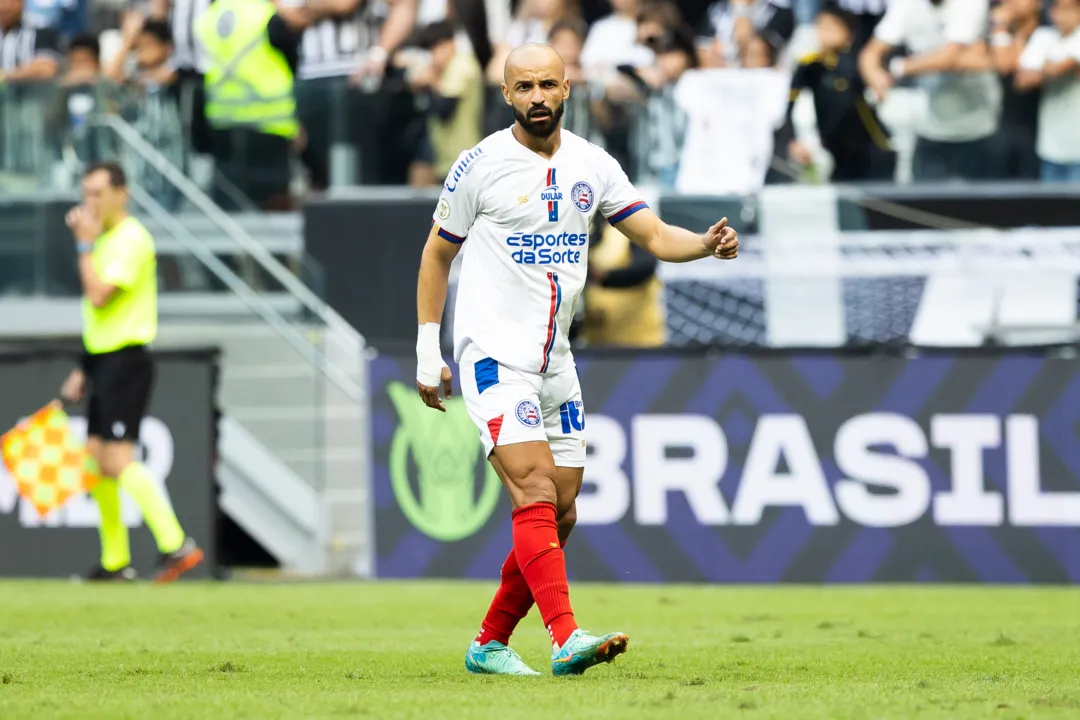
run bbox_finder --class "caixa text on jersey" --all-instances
[506,232,587,265]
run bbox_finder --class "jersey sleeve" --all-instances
[872,0,908,47]
[432,147,486,243]
[596,150,649,225]
[1019,29,1054,71]
[942,0,988,45]
[1067,30,1080,61]
[95,234,147,290]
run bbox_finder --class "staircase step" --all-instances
[223,413,359,461]
[278,452,367,492]
[231,406,361,421]
[220,371,320,408]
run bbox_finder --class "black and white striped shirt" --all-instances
[296,0,387,80]
[700,0,795,64]
[837,0,890,16]
[0,22,59,73]
[169,0,213,73]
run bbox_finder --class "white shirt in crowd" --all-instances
[432,128,647,375]
[415,0,512,48]
[1020,26,1080,164]
[580,15,654,76]
[874,0,1001,142]
[673,68,789,194]
[506,18,551,48]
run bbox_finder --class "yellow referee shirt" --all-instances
[82,216,158,355]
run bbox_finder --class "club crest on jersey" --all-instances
[571,182,594,212]
[515,400,541,428]
[542,168,561,222]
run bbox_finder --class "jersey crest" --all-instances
[571,182,594,212]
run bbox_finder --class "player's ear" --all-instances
[501,83,512,106]
[563,78,570,100]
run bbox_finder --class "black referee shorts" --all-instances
[84,345,155,443]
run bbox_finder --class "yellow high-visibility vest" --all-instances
[195,0,299,139]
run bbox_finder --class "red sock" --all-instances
[512,502,577,648]
[475,548,535,645]
[475,536,568,646]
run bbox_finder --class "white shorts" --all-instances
[458,343,587,467]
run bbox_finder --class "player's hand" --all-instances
[416,365,453,412]
[349,48,389,88]
[120,10,146,43]
[60,369,85,403]
[788,140,813,166]
[66,205,101,242]
[703,217,738,260]
[867,70,893,102]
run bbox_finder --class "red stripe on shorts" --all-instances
[487,415,504,445]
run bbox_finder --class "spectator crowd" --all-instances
[1,0,1079,208]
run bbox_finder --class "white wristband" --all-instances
[991,32,1013,48]
[416,322,446,388]
[889,57,907,79]
[367,45,389,65]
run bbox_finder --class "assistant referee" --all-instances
[60,161,203,583]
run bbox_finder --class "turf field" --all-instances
[0,581,1077,719]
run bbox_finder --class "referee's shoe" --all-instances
[154,537,205,583]
[87,564,139,582]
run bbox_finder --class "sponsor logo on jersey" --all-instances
[444,147,485,193]
[505,232,588,264]
[559,399,585,434]
[543,168,560,222]
[571,182,594,212]
[516,400,541,428]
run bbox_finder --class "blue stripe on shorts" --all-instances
[474,357,499,394]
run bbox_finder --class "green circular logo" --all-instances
[386,381,501,541]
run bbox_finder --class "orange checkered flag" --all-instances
[1,401,101,518]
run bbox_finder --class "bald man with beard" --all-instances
[415,43,739,677]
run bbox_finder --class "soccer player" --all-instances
[60,161,204,583]
[415,44,738,676]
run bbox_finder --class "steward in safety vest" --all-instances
[195,0,302,209]
[196,0,299,139]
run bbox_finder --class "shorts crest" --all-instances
[515,400,541,427]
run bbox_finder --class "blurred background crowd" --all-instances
[1,0,1078,213]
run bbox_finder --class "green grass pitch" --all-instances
[0,581,1077,719]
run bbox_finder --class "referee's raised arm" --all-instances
[62,161,204,584]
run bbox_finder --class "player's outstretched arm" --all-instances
[416,224,462,412]
[614,207,738,263]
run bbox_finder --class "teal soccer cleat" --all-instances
[551,629,629,676]
[465,640,542,676]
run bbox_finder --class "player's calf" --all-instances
[557,503,577,546]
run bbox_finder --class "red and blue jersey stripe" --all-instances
[539,271,562,373]
[546,168,559,223]
[606,200,648,225]
[432,221,466,244]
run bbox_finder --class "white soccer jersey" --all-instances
[433,128,648,375]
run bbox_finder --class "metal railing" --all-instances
[94,113,366,404]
